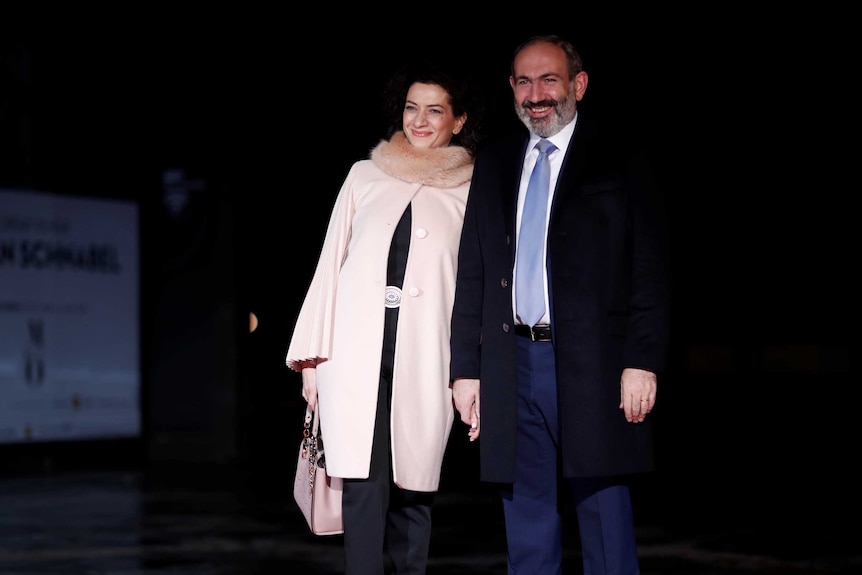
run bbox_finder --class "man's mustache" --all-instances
[523,99,557,111]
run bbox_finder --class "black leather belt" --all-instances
[514,324,552,342]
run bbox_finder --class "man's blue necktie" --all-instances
[516,139,557,327]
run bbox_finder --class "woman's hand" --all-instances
[301,366,318,411]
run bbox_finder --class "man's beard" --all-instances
[514,88,577,138]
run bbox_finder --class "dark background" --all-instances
[1,12,856,530]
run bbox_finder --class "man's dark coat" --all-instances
[450,113,671,482]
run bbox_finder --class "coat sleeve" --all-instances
[285,164,359,371]
[624,147,671,372]
[449,159,485,382]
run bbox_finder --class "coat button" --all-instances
[416,228,428,238]
[501,278,509,288]
[408,286,420,297]
[503,323,511,333]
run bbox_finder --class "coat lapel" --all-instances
[502,133,531,259]
[552,114,595,216]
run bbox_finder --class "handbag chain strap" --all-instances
[301,407,320,493]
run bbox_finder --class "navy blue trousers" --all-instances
[502,336,639,575]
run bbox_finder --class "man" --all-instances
[450,35,670,574]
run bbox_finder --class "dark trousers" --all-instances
[502,336,639,575]
[342,306,434,575]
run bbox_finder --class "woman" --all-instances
[285,59,483,574]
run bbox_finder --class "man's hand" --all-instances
[452,378,480,441]
[619,367,657,423]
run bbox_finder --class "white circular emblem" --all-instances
[384,286,403,308]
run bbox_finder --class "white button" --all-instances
[408,286,420,297]
[416,228,428,238]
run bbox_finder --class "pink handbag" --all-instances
[293,405,343,536]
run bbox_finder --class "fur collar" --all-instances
[370,131,473,189]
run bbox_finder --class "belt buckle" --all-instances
[384,286,402,308]
[530,325,550,342]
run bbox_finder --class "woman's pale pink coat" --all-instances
[286,133,472,492]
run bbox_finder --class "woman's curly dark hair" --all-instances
[381,57,485,156]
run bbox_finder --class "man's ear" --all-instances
[573,71,589,101]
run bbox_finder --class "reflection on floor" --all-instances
[0,463,856,575]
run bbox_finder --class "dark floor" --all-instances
[0,459,857,575]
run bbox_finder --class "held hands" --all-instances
[619,367,657,423]
[452,378,480,441]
